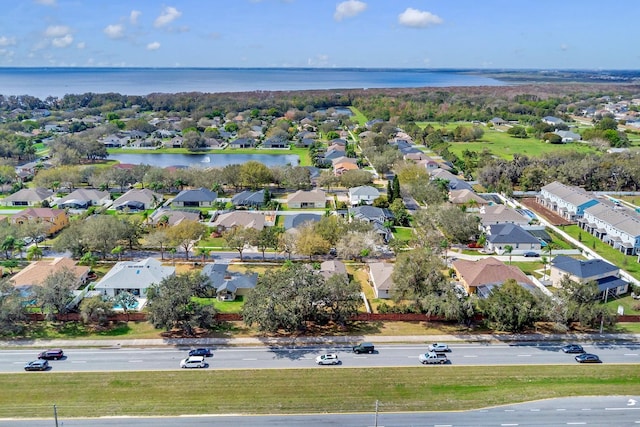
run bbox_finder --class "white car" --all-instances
[315,353,340,365]
[180,356,207,368]
[427,343,451,353]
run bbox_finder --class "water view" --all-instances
[108,152,299,168]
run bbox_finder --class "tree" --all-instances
[340,169,373,188]
[430,205,479,243]
[507,126,528,138]
[0,280,27,335]
[111,245,124,261]
[166,220,207,261]
[0,235,16,259]
[335,230,380,261]
[113,291,137,321]
[556,276,615,328]
[222,226,259,261]
[391,249,448,303]
[36,267,79,320]
[79,296,113,326]
[478,279,548,332]
[26,244,43,261]
[386,179,394,203]
[147,229,170,260]
[146,272,217,336]
[294,223,331,260]
[242,264,361,333]
[257,227,282,260]
[503,245,513,264]
[392,175,401,200]
[240,161,272,189]
[195,246,211,263]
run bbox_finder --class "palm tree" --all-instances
[1,236,16,259]
[26,245,43,261]
[541,255,549,281]
[503,245,513,264]
[196,247,211,263]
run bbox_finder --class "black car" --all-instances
[38,349,64,360]
[24,360,49,371]
[188,348,212,357]
[523,251,539,257]
[561,344,585,354]
[575,353,601,363]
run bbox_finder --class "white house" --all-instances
[348,186,380,206]
[368,262,394,299]
[537,181,599,221]
[579,203,640,255]
[93,258,175,298]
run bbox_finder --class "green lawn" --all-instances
[194,296,244,313]
[198,237,227,247]
[563,225,640,282]
[1,365,638,418]
[604,295,640,315]
[392,227,414,242]
[348,106,368,126]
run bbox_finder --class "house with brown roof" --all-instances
[10,257,90,289]
[368,262,394,299]
[1,188,54,207]
[286,189,326,209]
[12,207,69,235]
[149,208,200,227]
[210,211,265,231]
[451,257,537,297]
[448,189,489,208]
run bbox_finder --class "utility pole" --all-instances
[374,400,379,427]
[53,404,59,427]
[600,290,609,334]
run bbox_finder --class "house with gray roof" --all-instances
[349,205,394,242]
[201,262,257,301]
[93,257,175,298]
[550,255,628,297]
[429,169,473,191]
[319,260,347,281]
[537,181,599,221]
[478,204,531,228]
[485,223,541,254]
[542,116,565,126]
[554,130,581,142]
[368,262,394,299]
[231,190,264,208]
[283,213,322,230]
[1,187,53,207]
[171,188,217,208]
[210,211,265,231]
[348,185,380,206]
[113,188,162,211]
[228,138,256,148]
[56,189,111,209]
[149,208,200,226]
[579,203,640,255]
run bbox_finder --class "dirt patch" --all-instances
[520,198,573,226]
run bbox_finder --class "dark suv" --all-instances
[38,349,64,360]
[352,342,375,354]
[188,348,212,357]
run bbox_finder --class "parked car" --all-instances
[428,343,451,353]
[180,356,207,368]
[523,252,539,257]
[575,353,601,363]
[24,360,49,371]
[188,348,212,357]
[352,342,375,354]
[315,354,340,365]
[418,352,449,365]
[561,344,585,354]
[38,349,64,360]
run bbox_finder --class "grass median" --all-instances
[2,365,639,419]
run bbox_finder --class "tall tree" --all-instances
[478,279,548,332]
[222,226,259,261]
[146,272,217,336]
[36,267,80,320]
[166,220,207,261]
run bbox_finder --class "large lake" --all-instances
[108,152,299,168]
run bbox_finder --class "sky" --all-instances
[0,0,637,69]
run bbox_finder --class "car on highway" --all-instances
[38,349,64,360]
[561,344,585,354]
[352,342,375,354]
[428,343,451,353]
[188,348,212,357]
[24,360,49,371]
[523,251,539,257]
[315,354,340,365]
[575,353,601,363]
[180,356,207,368]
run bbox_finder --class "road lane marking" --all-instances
[557,409,566,411]
[624,353,639,356]
[128,360,143,363]
[504,409,515,412]
[566,423,586,425]
[517,354,531,357]
[242,358,257,361]
[530,409,540,411]
[501,424,518,426]
[463,355,478,358]
[71,361,87,363]
[434,424,452,427]
[581,408,591,411]
[353,356,368,359]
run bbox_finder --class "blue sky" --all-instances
[0,0,637,69]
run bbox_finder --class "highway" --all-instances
[1,396,639,426]
[2,342,640,372]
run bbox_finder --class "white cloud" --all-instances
[76,41,85,49]
[307,53,329,66]
[154,6,182,28]
[147,41,161,50]
[104,24,125,39]
[398,8,443,28]
[334,0,367,21]
[0,36,16,47]
[51,34,73,48]
[130,10,141,25]
[45,25,70,38]
[34,0,56,5]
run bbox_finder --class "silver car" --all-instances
[315,354,340,365]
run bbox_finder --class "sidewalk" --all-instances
[1,332,639,349]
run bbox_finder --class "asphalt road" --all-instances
[1,396,639,426]
[3,342,640,373]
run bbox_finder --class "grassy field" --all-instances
[348,106,368,126]
[2,365,638,418]
[415,122,596,160]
